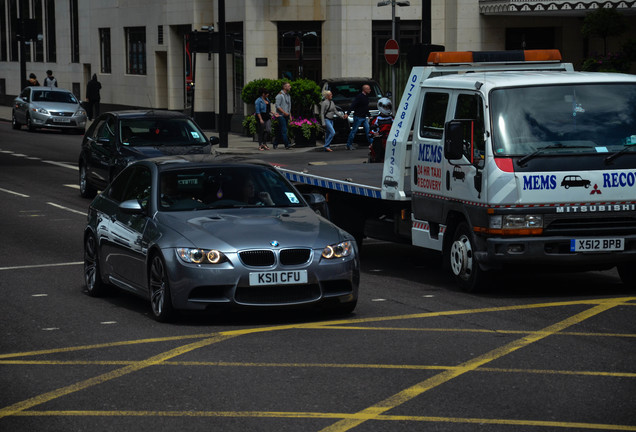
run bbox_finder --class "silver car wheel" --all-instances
[26,114,35,132]
[149,254,174,322]
[11,112,21,130]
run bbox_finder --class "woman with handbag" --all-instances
[254,88,271,150]
[320,90,342,152]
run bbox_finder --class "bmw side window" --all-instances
[122,167,152,208]
[107,168,134,203]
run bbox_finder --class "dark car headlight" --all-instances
[177,248,227,264]
[321,241,353,259]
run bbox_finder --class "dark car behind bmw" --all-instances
[78,110,218,198]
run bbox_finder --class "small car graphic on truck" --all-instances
[561,175,591,189]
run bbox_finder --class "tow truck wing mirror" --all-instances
[444,120,474,164]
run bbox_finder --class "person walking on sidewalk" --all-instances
[346,84,373,151]
[28,73,40,86]
[320,90,341,152]
[43,70,57,87]
[254,88,271,151]
[273,81,293,150]
[85,74,102,120]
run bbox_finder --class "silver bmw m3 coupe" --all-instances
[83,155,359,321]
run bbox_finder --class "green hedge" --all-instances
[241,77,321,118]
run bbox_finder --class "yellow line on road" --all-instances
[3,297,633,359]
[10,410,636,430]
[2,359,635,379]
[319,297,631,432]
[0,333,236,419]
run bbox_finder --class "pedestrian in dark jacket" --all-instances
[28,73,40,86]
[86,74,102,120]
[346,84,373,150]
[43,70,58,87]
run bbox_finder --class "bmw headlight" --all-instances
[176,248,226,264]
[321,241,353,259]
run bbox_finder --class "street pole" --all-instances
[391,2,396,104]
[218,0,228,148]
[378,1,409,104]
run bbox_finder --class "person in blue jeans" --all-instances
[320,90,343,152]
[273,82,293,149]
[346,84,373,150]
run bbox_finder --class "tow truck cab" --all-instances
[386,49,636,290]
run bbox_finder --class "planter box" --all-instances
[292,129,317,147]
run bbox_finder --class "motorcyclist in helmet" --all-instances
[368,97,394,163]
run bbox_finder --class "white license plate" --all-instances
[54,118,71,123]
[570,238,624,252]
[249,270,308,286]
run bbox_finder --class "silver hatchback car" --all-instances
[12,86,87,134]
[84,155,360,322]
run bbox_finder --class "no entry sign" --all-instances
[384,39,399,65]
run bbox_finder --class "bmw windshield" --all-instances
[159,166,305,212]
[490,83,636,157]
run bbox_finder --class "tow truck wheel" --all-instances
[448,222,487,292]
[617,263,636,288]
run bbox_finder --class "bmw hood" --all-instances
[156,207,344,250]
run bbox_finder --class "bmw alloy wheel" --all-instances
[149,254,174,322]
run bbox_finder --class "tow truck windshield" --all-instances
[491,83,636,157]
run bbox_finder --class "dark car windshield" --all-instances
[159,166,304,211]
[32,90,78,104]
[491,83,636,156]
[120,117,208,147]
[330,81,383,105]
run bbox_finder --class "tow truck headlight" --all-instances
[487,214,543,234]
[322,241,353,259]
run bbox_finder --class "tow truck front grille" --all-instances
[544,217,636,236]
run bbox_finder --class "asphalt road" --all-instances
[0,122,635,432]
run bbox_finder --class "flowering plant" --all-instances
[288,117,321,140]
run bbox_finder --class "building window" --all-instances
[158,25,163,45]
[45,0,55,62]
[32,0,43,62]
[0,0,7,61]
[8,0,17,61]
[126,27,146,75]
[277,22,321,83]
[99,28,111,73]
[70,0,79,63]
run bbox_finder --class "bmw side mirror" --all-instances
[97,137,111,147]
[119,199,145,215]
[303,193,330,219]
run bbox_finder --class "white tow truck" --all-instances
[278,49,636,291]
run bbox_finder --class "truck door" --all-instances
[411,90,451,223]
[446,92,487,202]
